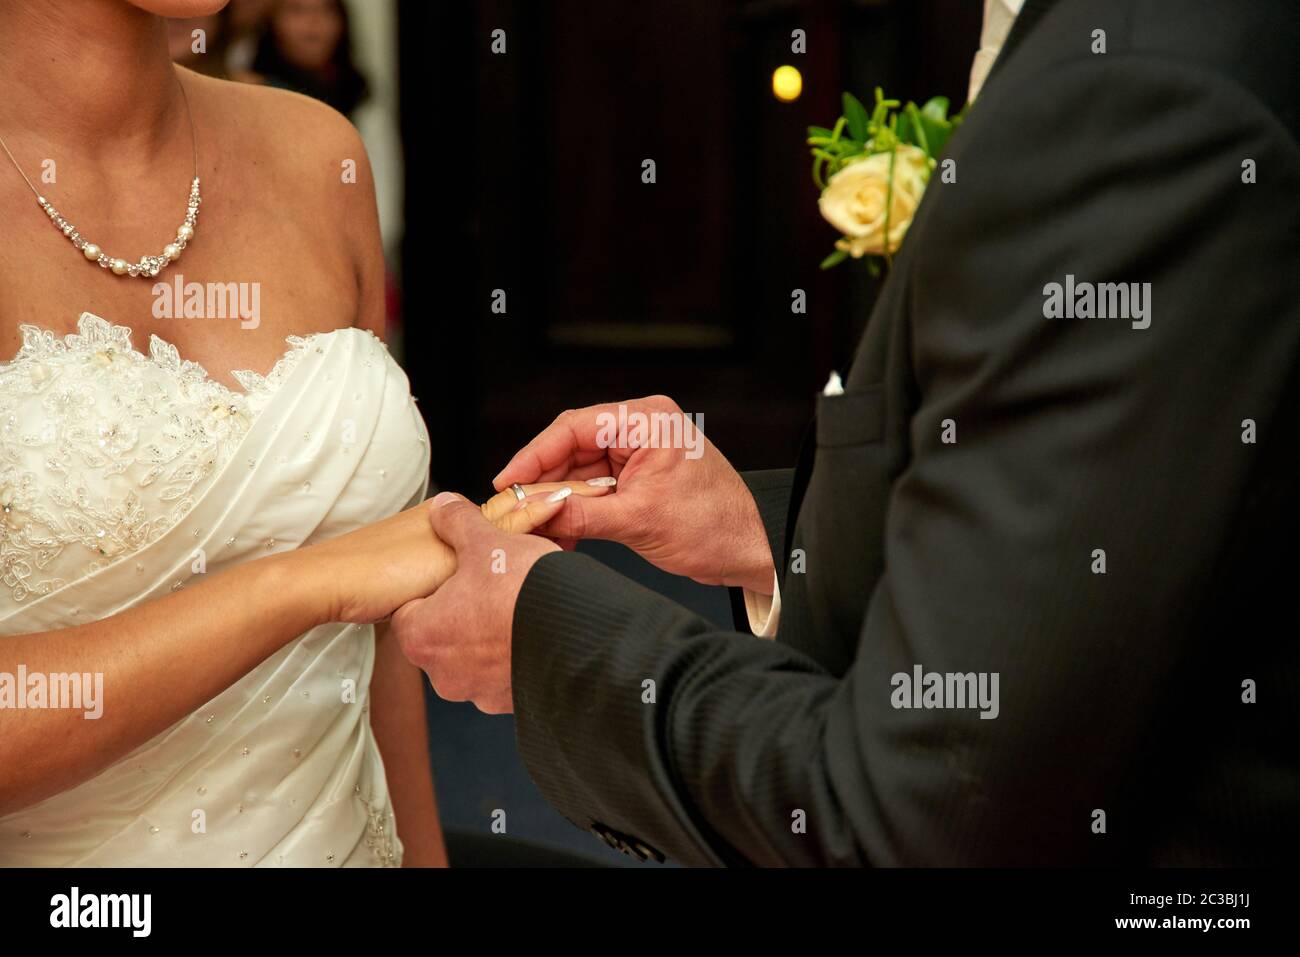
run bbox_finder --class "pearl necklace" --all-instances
[0,76,201,280]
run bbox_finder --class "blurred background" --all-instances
[170,0,982,865]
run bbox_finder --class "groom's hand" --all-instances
[493,396,774,594]
[391,492,559,714]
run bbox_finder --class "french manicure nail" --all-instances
[586,477,617,487]
[546,487,573,503]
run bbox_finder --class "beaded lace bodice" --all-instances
[0,313,315,603]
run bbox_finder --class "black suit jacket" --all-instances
[511,0,1300,865]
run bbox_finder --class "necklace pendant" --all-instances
[36,176,200,281]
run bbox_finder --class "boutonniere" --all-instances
[809,89,964,272]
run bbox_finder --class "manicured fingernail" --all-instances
[432,491,460,508]
[586,477,617,487]
[546,487,572,503]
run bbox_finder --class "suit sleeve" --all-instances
[739,469,794,578]
[511,54,1300,865]
[726,469,794,633]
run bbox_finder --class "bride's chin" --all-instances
[125,0,231,18]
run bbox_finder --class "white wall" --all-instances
[342,0,403,263]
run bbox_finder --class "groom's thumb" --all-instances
[428,491,490,549]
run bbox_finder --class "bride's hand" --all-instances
[308,479,615,625]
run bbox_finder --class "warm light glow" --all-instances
[772,65,802,102]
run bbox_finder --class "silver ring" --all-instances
[510,483,527,502]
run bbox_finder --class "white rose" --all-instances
[818,144,931,258]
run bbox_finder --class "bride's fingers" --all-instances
[479,478,615,522]
[493,489,574,535]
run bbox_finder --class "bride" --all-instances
[0,0,608,866]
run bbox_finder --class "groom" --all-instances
[393,0,1300,865]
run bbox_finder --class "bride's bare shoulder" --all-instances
[177,70,384,332]
[179,69,382,329]
[185,69,374,189]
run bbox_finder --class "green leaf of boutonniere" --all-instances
[819,248,850,270]
[895,110,915,146]
[920,96,950,123]
[915,96,954,156]
[842,92,870,143]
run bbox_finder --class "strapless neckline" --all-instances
[0,313,393,604]
[0,312,363,404]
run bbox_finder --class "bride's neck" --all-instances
[0,0,184,153]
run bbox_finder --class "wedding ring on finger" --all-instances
[510,483,527,502]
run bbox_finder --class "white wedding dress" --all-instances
[0,313,430,866]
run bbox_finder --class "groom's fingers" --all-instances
[427,491,494,549]
[529,489,630,543]
[560,459,622,482]
[492,404,634,489]
[497,445,613,489]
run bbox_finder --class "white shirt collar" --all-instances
[967,0,1027,103]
